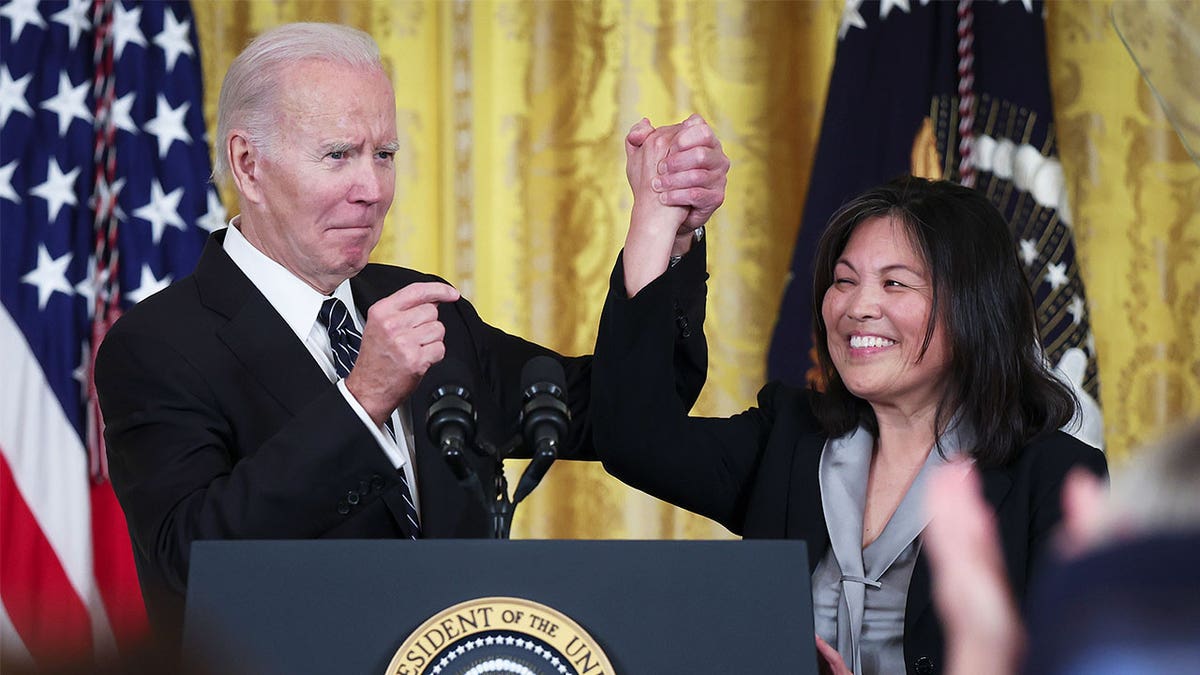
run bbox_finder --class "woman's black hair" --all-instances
[810,175,1077,467]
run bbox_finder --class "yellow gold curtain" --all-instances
[192,0,1199,540]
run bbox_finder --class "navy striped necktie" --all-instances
[318,297,421,539]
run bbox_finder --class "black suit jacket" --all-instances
[592,257,1108,675]
[95,230,709,645]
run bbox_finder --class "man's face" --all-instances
[244,60,397,294]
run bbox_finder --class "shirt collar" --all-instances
[223,216,357,339]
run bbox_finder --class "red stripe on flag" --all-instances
[90,479,148,653]
[0,450,93,667]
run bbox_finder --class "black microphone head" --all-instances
[520,355,565,402]
[425,357,476,447]
[427,356,474,402]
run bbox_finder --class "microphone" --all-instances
[512,356,570,504]
[425,357,477,484]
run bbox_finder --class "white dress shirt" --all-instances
[221,219,421,515]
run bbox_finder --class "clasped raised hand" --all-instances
[622,113,728,296]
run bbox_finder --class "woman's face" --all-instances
[821,216,952,414]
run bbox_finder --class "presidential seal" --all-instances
[385,597,615,675]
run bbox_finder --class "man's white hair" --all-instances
[212,22,385,182]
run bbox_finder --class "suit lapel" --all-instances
[194,231,332,417]
[349,271,482,537]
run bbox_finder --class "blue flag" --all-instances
[768,0,1101,445]
[1,0,220,663]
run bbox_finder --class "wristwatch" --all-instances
[668,226,705,268]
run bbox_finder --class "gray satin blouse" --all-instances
[811,423,970,675]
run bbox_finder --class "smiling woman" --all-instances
[820,217,951,427]
[810,178,1078,470]
[591,174,1109,675]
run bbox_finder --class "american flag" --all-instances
[0,0,220,666]
[768,0,1103,447]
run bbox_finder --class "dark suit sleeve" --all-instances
[96,326,397,594]
[590,248,779,533]
[446,240,710,463]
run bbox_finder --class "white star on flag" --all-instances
[0,0,46,44]
[40,71,93,137]
[839,0,868,40]
[143,94,192,158]
[112,2,147,60]
[89,176,127,223]
[196,188,227,233]
[112,92,139,135]
[998,0,1036,13]
[124,264,172,305]
[1019,238,1039,267]
[20,245,74,310]
[154,9,195,71]
[132,178,187,243]
[72,342,90,388]
[0,65,34,126]
[880,0,911,20]
[0,160,19,203]
[29,157,81,223]
[74,257,110,319]
[50,0,91,51]
[2,1,219,661]
[1067,294,1086,325]
[1044,261,1068,291]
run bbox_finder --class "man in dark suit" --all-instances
[95,22,727,647]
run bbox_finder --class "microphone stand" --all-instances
[450,434,554,539]
[431,356,567,539]
[455,436,521,539]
